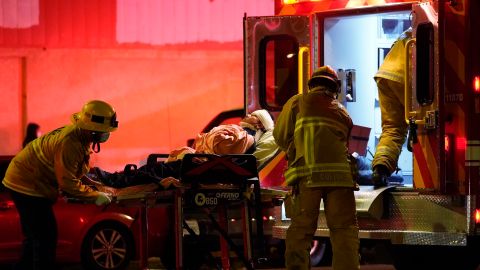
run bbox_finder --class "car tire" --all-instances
[81,222,134,270]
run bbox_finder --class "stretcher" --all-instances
[104,153,265,270]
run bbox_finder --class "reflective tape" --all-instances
[466,140,480,166]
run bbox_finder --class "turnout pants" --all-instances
[285,180,359,270]
[8,188,58,270]
[372,78,409,173]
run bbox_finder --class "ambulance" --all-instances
[245,0,480,268]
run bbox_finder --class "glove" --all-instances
[95,192,112,206]
[372,165,390,188]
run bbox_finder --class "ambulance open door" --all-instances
[244,15,311,115]
[406,2,442,191]
[243,15,311,188]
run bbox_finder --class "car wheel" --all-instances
[81,222,134,270]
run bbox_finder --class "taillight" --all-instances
[443,133,456,188]
[456,137,466,151]
[474,75,480,93]
[476,209,480,224]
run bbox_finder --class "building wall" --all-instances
[0,0,273,171]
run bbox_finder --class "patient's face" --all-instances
[242,114,263,130]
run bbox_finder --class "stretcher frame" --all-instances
[114,153,264,270]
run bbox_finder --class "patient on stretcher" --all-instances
[88,110,279,189]
[88,158,183,189]
[88,123,259,189]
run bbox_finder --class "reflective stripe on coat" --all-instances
[273,87,354,187]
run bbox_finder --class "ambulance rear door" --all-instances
[243,15,311,188]
[244,15,311,117]
[408,2,443,191]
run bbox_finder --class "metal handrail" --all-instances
[298,46,310,94]
[404,38,425,125]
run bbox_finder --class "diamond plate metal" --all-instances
[272,187,472,246]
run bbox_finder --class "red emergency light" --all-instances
[456,137,466,151]
[474,76,480,93]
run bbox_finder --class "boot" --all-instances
[372,165,390,188]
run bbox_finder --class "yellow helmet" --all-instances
[71,100,118,132]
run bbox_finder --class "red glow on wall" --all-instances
[0,0,39,28]
[0,0,274,171]
[0,0,274,48]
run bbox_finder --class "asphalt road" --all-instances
[0,261,396,270]
[61,264,396,270]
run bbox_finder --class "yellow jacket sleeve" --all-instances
[54,136,99,202]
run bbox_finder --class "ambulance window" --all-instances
[416,22,434,105]
[260,35,299,110]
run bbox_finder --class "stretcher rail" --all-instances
[72,153,265,269]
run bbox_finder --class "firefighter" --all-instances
[372,28,412,187]
[2,100,118,270]
[273,66,359,270]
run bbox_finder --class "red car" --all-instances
[0,110,246,270]
[0,156,175,270]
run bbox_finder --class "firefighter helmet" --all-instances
[71,100,118,132]
[308,65,341,93]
